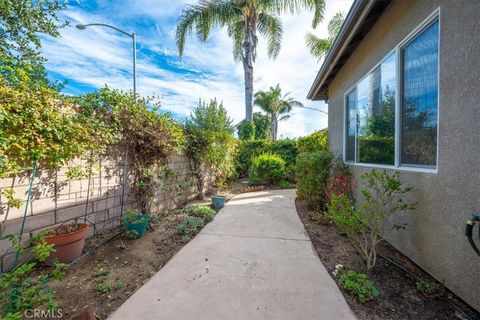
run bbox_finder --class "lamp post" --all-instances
[76,23,136,95]
[76,23,136,220]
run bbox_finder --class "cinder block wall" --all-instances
[0,146,211,272]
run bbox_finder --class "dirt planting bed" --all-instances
[49,213,187,319]
[296,199,479,320]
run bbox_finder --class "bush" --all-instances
[297,129,328,154]
[235,140,271,178]
[325,169,415,269]
[271,139,298,178]
[235,139,297,180]
[252,112,271,140]
[185,205,216,222]
[237,120,256,141]
[339,270,379,303]
[249,154,287,185]
[295,151,334,208]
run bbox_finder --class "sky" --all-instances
[41,0,353,138]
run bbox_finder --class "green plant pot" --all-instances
[123,214,149,238]
[211,195,226,210]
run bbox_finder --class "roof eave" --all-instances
[307,0,377,101]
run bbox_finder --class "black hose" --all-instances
[466,212,480,257]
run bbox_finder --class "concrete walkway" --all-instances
[109,189,356,320]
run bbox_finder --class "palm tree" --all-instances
[306,11,345,60]
[176,0,325,121]
[254,84,303,140]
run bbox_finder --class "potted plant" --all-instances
[44,219,89,264]
[211,194,226,210]
[122,209,149,238]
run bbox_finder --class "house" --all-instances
[307,0,480,311]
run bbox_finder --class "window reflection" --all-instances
[356,52,397,165]
[345,89,356,161]
[401,20,439,167]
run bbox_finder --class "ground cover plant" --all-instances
[338,269,379,303]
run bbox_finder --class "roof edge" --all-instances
[307,0,375,101]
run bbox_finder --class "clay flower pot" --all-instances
[45,223,89,264]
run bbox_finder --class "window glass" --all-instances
[345,89,356,161]
[401,20,439,167]
[356,52,397,165]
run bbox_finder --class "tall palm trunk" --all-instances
[271,113,278,141]
[242,11,257,121]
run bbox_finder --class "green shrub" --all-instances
[185,205,216,222]
[235,139,297,180]
[235,140,271,178]
[339,270,379,303]
[252,112,271,140]
[297,129,328,154]
[237,120,256,141]
[249,154,287,185]
[295,151,334,208]
[325,170,415,269]
[271,139,298,178]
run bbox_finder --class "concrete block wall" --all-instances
[0,147,211,272]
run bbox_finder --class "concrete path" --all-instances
[109,189,356,320]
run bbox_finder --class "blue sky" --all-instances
[41,0,353,138]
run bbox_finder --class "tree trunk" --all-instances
[242,13,257,121]
[243,61,254,121]
[271,113,277,141]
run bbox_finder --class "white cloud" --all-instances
[41,0,353,137]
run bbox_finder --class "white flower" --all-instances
[335,264,344,270]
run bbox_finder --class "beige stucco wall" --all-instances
[327,0,480,311]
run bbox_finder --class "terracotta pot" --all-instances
[45,223,89,264]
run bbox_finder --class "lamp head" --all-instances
[76,24,86,30]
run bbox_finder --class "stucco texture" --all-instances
[326,0,480,311]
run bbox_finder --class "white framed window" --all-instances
[344,10,440,172]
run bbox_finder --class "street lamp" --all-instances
[76,23,136,220]
[76,23,136,95]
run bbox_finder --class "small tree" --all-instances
[184,99,237,193]
[325,169,416,269]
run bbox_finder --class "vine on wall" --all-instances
[75,88,185,215]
